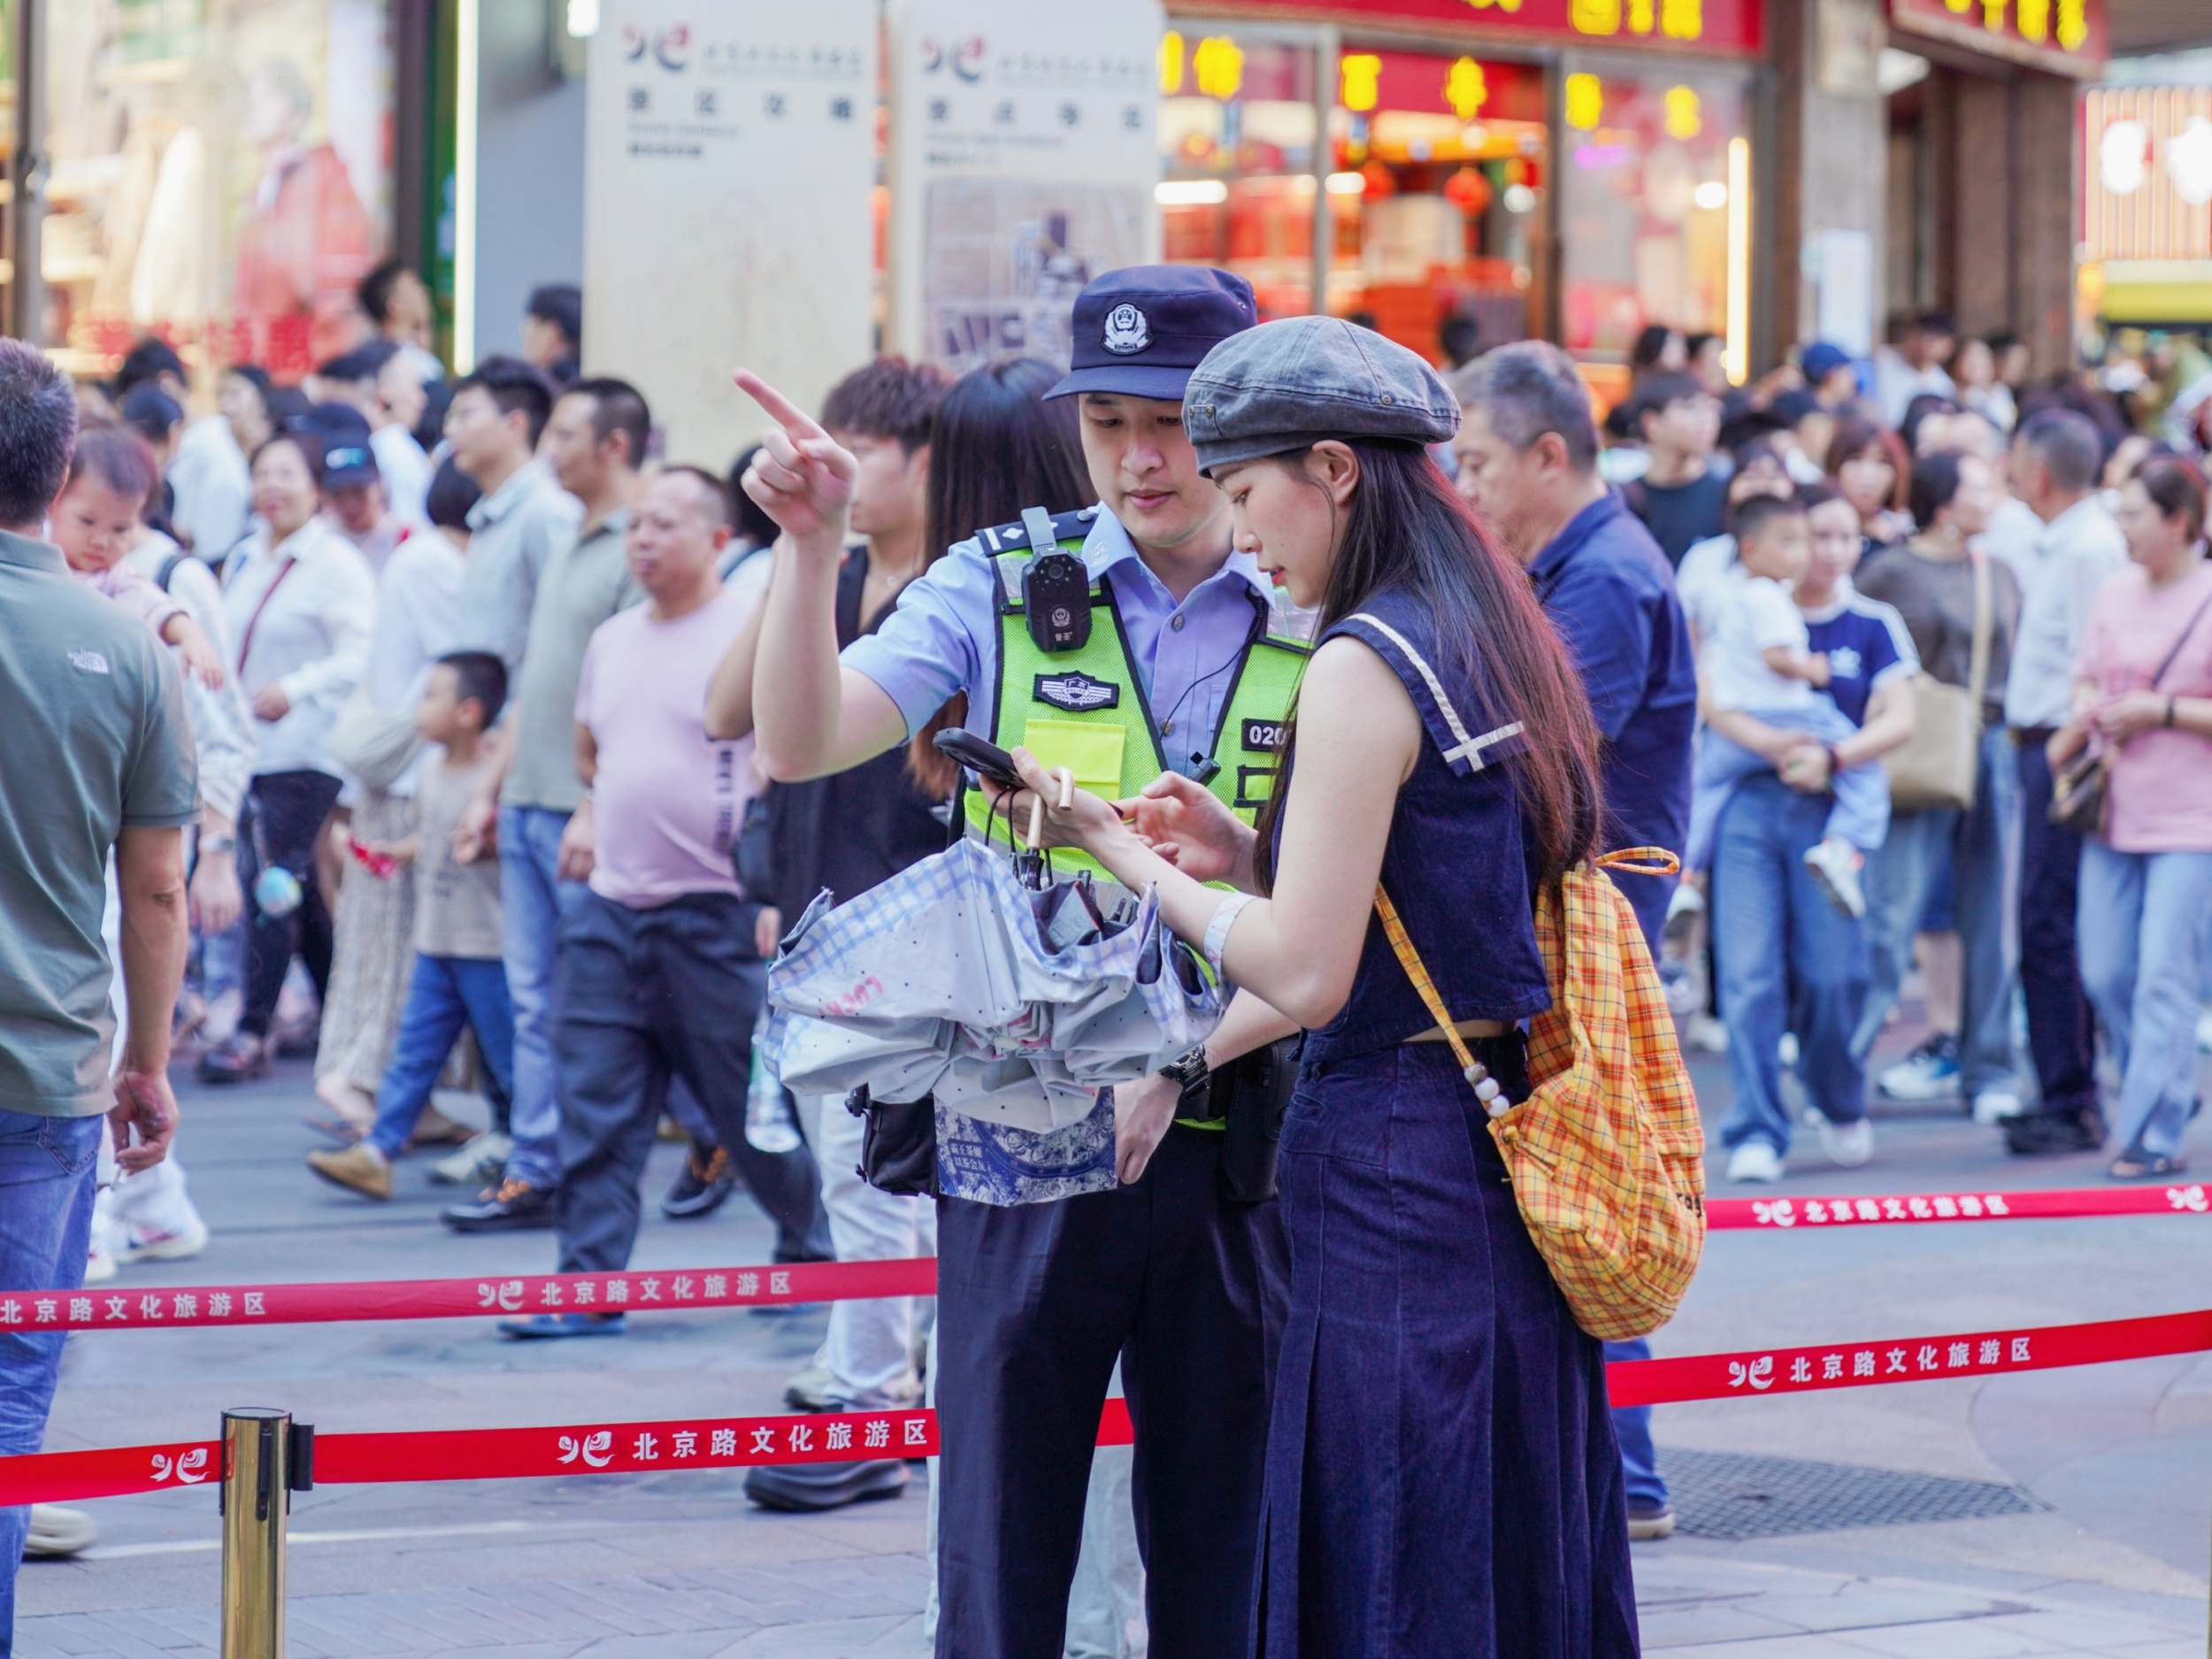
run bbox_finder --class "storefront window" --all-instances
[43,0,395,382]
[1558,65,1748,391]
[1156,26,1547,363]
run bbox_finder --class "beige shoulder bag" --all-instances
[1883,550,1991,813]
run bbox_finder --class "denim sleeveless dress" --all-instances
[1256,590,1638,1658]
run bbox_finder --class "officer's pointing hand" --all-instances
[733,369,856,549]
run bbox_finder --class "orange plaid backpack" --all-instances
[1377,849,1706,1341]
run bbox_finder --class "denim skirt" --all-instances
[1255,1038,1639,1658]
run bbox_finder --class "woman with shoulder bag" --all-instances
[2054,458,2212,1180]
[1852,450,2026,1124]
[1002,318,1637,1655]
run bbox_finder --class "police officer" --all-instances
[723,269,1299,1658]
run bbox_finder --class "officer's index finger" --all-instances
[733,370,824,440]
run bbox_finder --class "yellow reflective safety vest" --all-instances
[957,506,1310,887]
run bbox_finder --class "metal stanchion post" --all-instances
[218,1408,313,1659]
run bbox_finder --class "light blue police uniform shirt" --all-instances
[842,508,1281,1205]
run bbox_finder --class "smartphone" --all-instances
[933,728,1023,788]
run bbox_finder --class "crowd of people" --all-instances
[1569,309,2212,1187]
[3,255,2211,1659]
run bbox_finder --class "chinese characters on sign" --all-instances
[1724,1333,2038,1394]
[550,1412,936,1473]
[888,0,1164,372]
[1198,0,1763,56]
[1886,0,2108,76]
[586,0,877,457]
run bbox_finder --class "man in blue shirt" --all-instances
[723,268,1294,1658]
[1452,342,1696,948]
[1452,340,1696,1545]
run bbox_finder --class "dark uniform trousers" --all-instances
[934,1123,1290,1659]
[551,889,830,1271]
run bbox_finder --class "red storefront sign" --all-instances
[1888,0,2108,77]
[1180,0,1763,57]
[1340,49,1548,122]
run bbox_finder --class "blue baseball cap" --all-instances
[1046,265,1259,403]
[1800,342,1852,384]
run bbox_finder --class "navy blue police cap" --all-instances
[1046,266,1258,403]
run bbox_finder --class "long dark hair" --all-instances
[908,357,1097,795]
[1254,442,1602,889]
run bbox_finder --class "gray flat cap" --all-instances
[1183,316,1460,474]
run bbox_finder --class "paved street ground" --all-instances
[16,1000,2212,1658]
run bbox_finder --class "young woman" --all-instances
[1825,414,1915,549]
[2061,458,2212,1180]
[1002,317,1633,1655]
[1853,452,2024,1126]
[1702,484,1919,1180]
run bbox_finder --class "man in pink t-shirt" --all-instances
[495,467,826,1338]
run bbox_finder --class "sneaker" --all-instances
[783,1361,840,1412]
[1802,838,1866,918]
[497,1311,626,1340]
[404,1104,477,1149]
[84,1238,117,1284]
[662,1145,737,1220]
[442,1179,557,1233]
[743,1459,909,1512]
[2005,1108,2108,1156]
[195,1031,268,1085]
[1971,1089,2027,1125]
[1816,1117,1875,1169]
[114,1216,211,1264]
[25,1505,97,1558]
[1684,1013,1729,1054]
[1877,1033,1959,1102]
[306,1144,392,1201]
[1626,1498,1676,1541]
[1725,1141,1785,1183]
[429,1131,511,1187]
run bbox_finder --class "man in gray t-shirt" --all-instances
[443,356,578,676]
[0,340,196,1626]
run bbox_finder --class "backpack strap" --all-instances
[1372,887,1508,1116]
[155,550,189,593]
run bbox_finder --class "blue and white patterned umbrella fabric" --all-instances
[765,838,1222,1134]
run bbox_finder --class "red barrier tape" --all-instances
[0,1403,1135,1508]
[8,1312,2206,1506]
[1,1185,2203,1333]
[0,1259,938,1332]
[1706,1181,2212,1230]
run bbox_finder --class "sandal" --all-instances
[2108,1150,2186,1181]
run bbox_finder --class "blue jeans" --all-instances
[1687,704,1890,872]
[499,804,587,1188]
[1854,723,2021,1098]
[1713,776,1871,1155]
[366,956,517,1161]
[2077,843,2212,1162]
[0,1110,102,1652]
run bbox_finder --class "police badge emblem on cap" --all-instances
[1102,303,1150,356]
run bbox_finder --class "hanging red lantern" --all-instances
[1443,165,1493,216]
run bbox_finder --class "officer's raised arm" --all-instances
[720,369,907,776]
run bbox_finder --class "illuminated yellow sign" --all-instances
[1463,0,1525,12]
[1341,53,1382,113]
[1564,72,1602,130]
[1446,58,1488,121]
[1158,31,1184,96]
[2058,0,2087,50]
[1192,35,1244,101]
[1664,85,1701,139]
[1571,0,1701,38]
